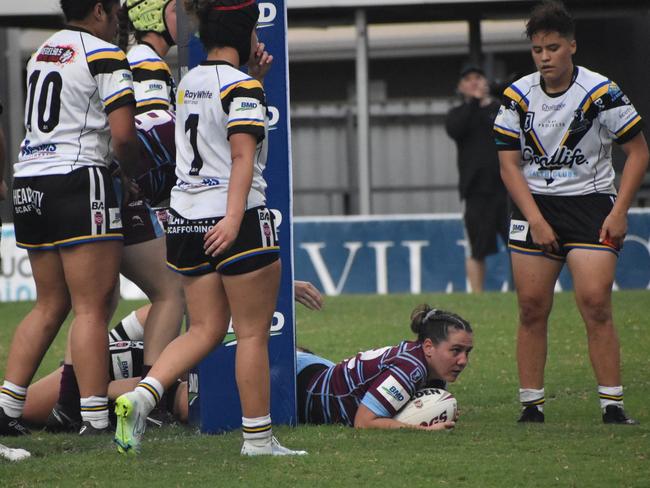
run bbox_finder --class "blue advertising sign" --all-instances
[293,211,650,294]
[185,0,297,432]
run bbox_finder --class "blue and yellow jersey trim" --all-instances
[504,85,529,112]
[16,233,123,250]
[220,79,263,100]
[86,46,127,63]
[216,246,280,270]
[103,87,135,107]
[615,114,642,139]
[130,58,171,73]
[227,118,265,129]
[528,130,546,156]
[494,124,519,140]
[578,80,609,113]
[136,97,171,108]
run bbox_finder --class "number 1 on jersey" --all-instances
[185,113,203,176]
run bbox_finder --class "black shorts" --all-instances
[109,340,144,381]
[13,167,123,250]
[508,193,619,260]
[166,206,280,276]
[464,193,509,260]
[122,199,165,247]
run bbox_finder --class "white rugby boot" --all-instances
[241,436,308,456]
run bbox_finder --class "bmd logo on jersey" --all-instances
[258,3,277,28]
[377,376,409,410]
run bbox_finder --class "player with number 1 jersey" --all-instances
[114,0,303,457]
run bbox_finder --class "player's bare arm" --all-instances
[600,132,650,247]
[498,150,559,253]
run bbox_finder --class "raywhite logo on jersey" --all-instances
[509,219,529,241]
[377,375,409,410]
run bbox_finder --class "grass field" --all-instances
[1,291,649,487]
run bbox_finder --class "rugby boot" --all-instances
[241,436,308,456]
[114,391,149,455]
[517,405,545,423]
[78,421,109,436]
[602,405,639,425]
[0,407,30,436]
[45,403,81,433]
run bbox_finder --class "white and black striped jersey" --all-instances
[14,27,135,177]
[494,66,644,196]
[127,43,175,114]
[171,60,268,219]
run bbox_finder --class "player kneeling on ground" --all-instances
[296,304,473,430]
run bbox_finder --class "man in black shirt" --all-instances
[445,65,508,292]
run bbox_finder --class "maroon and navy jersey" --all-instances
[133,109,176,205]
[303,341,428,425]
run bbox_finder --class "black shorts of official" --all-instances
[508,193,619,261]
[166,206,280,276]
[297,363,329,424]
[464,193,509,260]
[121,199,165,246]
[13,166,123,250]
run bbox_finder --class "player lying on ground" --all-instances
[17,281,323,431]
[296,304,473,430]
[20,306,188,430]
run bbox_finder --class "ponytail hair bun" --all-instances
[409,304,472,344]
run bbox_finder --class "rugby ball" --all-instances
[394,388,457,427]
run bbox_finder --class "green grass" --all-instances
[1,291,649,487]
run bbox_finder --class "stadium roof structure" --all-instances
[0,0,647,28]
[287,0,648,26]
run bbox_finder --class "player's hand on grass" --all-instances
[295,280,323,310]
[529,217,560,254]
[204,216,241,257]
[419,421,455,431]
[599,210,627,249]
[248,42,273,82]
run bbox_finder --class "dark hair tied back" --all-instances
[184,0,259,66]
[410,304,472,344]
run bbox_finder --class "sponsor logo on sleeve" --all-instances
[377,375,409,410]
[37,45,76,65]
